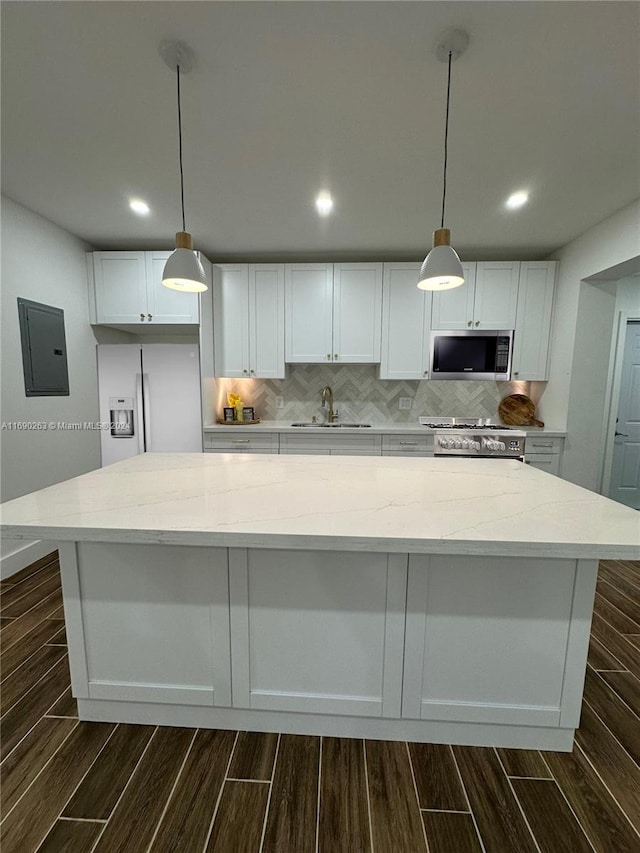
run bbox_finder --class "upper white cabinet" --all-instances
[512,262,557,380]
[213,264,285,379]
[285,263,383,363]
[431,262,519,330]
[91,251,200,325]
[380,263,431,380]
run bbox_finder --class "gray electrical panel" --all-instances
[17,298,70,396]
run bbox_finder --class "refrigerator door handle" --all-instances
[135,373,145,453]
[142,373,151,452]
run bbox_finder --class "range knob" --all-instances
[438,438,450,449]
[471,440,481,450]
[497,441,506,451]
[461,439,469,449]
[454,439,462,449]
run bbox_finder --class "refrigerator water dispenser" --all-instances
[110,397,134,437]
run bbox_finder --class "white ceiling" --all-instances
[2,1,639,262]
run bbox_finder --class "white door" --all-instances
[474,262,520,329]
[430,262,477,330]
[93,252,147,324]
[609,321,640,508]
[146,251,200,324]
[97,345,144,466]
[213,265,250,377]
[249,264,285,378]
[380,263,430,380]
[284,264,333,362]
[332,263,383,362]
[141,344,203,452]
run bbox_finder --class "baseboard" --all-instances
[1,540,56,580]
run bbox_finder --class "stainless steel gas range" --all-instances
[419,417,526,460]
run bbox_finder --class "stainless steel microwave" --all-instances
[429,329,514,381]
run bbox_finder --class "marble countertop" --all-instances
[1,453,636,558]
[204,421,568,437]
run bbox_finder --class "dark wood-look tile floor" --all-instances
[1,552,639,852]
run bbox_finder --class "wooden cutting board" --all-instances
[498,394,544,428]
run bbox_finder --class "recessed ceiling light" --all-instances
[505,191,529,210]
[315,191,334,216]
[129,199,151,215]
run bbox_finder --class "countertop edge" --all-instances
[2,524,633,559]
[203,422,568,437]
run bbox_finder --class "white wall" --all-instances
[542,199,640,488]
[1,197,102,565]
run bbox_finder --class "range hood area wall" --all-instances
[212,364,545,425]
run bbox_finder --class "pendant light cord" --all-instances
[176,65,186,232]
[440,50,452,229]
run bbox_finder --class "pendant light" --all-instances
[160,41,207,293]
[418,29,469,291]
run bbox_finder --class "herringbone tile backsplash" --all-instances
[211,365,543,424]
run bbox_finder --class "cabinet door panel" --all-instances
[380,263,430,379]
[229,549,407,717]
[403,555,576,726]
[213,265,250,377]
[333,263,383,362]
[76,543,231,707]
[430,263,476,330]
[93,252,147,324]
[249,265,285,378]
[512,262,556,380]
[285,264,333,362]
[474,262,519,329]
[146,251,200,324]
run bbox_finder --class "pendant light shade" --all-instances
[417,228,464,291]
[418,29,469,292]
[160,41,207,293]
[162,232,207,292]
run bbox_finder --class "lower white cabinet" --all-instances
[279,433,382,455]
[524,435,564,476]
[403,554,581,726]
[204,432,279,454]
[69,543,231,707]
[381,433,434,456]
[229,549,407,717]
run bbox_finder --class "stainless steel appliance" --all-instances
[419,417,526,459]
[429,329,514,380]
[97,344,202,467]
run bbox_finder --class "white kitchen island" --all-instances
[2,453,639,751]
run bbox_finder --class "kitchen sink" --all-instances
[291,422,371,428]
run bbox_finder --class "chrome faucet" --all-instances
[321,385,338,423]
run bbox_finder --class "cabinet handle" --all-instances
[400,441,417,446]
[327,354,331,361]
[140,313,145,321]
[250,369,255,374]
[467,320,473,327]
[147,314,153,321]
[531,442,553,448]
[232,439,250,444]
[475,320,480,327]
[334,353,339,360]
[242,369,248,374]
[423,370,428,376]
[525,460,532,464]
[513,371,519,377]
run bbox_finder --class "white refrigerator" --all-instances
[97,344,202,466]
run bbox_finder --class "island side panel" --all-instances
[403,554,593,730]
[229,548,408,718]
[61,542,231,707]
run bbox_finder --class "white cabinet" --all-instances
[279,432,382,456]
[431,262,519,330]
[402,554,579,727]
[204,431,279,454]
[68,542,231,707]
[229,548,407,718]
[381,433,434,456]
[512,262,556,380]
[380,263,431,380]
[285,263,383,363]
[524,435,564,477]
[213,264,285,378]
[91,251,200,325]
